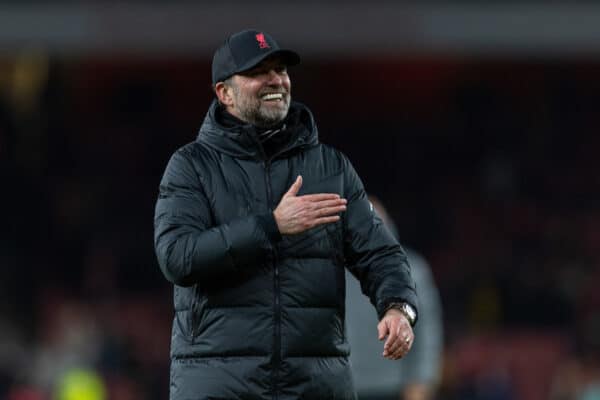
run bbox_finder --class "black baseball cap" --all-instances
[212,29,301,86]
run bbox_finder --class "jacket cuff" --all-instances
[257,213,283,243]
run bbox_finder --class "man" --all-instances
[154,29,418,400]
[346,196,444,400]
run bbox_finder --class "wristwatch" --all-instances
[385,302,417,327]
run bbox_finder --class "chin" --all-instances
[261,109,288,121]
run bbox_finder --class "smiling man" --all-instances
[216,57,291,128]
[154,29,418,400]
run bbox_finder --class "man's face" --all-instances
[226,57,291,128]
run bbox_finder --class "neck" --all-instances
[224,107,246,124]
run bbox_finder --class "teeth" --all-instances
[261,93,283,101]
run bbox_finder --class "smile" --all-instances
[261,93,284,101]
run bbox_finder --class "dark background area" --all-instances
[2,3,600,399]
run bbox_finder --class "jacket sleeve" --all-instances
[153,149,280,287]
[341,156,418,320]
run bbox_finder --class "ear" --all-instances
[215,81,234,107]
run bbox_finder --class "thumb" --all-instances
[284,175,303,198]
[377,320,388,341]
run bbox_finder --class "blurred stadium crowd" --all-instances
[1,49,600,399]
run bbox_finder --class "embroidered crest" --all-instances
[256,33,270,49]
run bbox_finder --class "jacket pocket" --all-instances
[189,284,206,343]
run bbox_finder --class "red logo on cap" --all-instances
[256,33,270,49]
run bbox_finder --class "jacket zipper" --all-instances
[263,159,281,400]
[255,130,305,400]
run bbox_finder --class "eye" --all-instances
[243,68,263,77]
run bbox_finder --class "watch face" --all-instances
[403,304,416,322]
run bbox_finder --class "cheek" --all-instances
[237,80,260,96]
[283,77,291,91]
[237,88,259,104]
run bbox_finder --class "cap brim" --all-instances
[235,49,300,76]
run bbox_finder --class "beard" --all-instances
[233,86,291,128]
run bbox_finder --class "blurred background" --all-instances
[1,2,600,399]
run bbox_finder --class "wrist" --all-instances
[384,302,417,327]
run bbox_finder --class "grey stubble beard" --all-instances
[234,86,291,128]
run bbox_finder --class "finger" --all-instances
[390,333,413,359]
[385,339,403,358]
[284,175,303,198]
[383,322,400,353]
[389,348,405,360]
[384,339,404,359]
[390,326,412,350]
[390,339,412,360]
[313,205,347,218]
[300,193,341,202]
[387,332,408,357]
[310,198,347,209]
[377,320,388,341]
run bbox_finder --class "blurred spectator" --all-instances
[346,195,444,400]
[31,298,104,391]
[54,368,106,400]
[550,315,600,400]
[550,358,600,400]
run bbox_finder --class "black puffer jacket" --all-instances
[154,100,417,400]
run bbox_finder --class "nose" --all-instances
[266,69,283,85]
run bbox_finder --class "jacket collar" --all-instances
[196,99,319,160]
